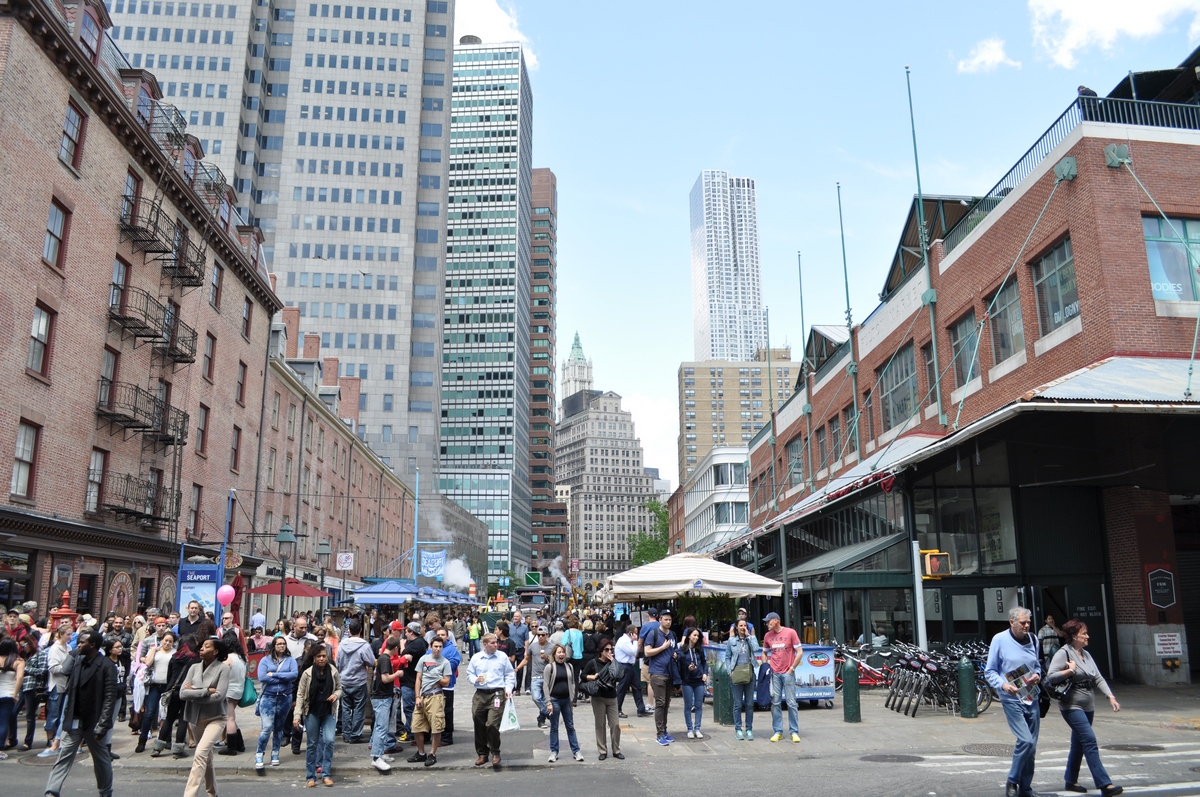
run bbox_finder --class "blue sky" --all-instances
[458,0,1200,486]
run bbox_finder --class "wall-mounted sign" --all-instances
[1154,633,1183,657]
[1147,568,1176,609]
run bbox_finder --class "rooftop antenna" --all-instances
[797,252,815,491]
[836,184,862,455]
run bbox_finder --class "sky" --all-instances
[456,0,1200,487]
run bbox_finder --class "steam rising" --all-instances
[442,557,474,590]
[546,555,571,591]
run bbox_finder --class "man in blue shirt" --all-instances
[985,607,1043,797]
[435,627,460,747]
[465,633,514,770]
[643,609,677,746]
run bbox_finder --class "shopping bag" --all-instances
[499,697,520,733]
[238,674,258,708]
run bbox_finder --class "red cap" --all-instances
[390,620,405,632]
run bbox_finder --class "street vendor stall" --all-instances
[596,552,784,601]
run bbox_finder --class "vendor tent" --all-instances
[351,580,418,605]
[597,552,783,602]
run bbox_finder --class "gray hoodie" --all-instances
[335,636,376,687]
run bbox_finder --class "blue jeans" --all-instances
[1062,709,1112,789]
[339,683,367,743]
[769,671,798,735]
[530,677,547,721]
[257,692,292,755]
[303,713,336,780]
[547,696,579,754]
[138,683,164,744]
[0,696,14,749]
[44,688,64,738]
[369,697,392,759]
[681,683,705,732]
[731,680,755,732]
[1001,697,1040,795]
[399,686,416,736]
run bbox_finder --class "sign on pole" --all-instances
[420,549,447,579]
[336,551,354,572]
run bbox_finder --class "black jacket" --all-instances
[60,651,119,736]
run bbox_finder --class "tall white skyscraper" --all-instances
[689,170,765,361]
[438,36,534,580]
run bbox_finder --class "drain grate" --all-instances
[1101,744,1165,752]
[861,754,925,763]
[962,743,1015,757]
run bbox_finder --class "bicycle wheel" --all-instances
[976,685,993,714]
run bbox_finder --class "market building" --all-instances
[720,54,1200,686]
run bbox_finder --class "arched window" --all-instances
[79,12,101,62]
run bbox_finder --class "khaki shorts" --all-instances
[411,691,445,735]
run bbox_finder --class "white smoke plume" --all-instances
[442,557,474,590]
[546,556,571,591]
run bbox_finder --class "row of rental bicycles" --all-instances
[832,640,996,717]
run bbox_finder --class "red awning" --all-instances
[244,577,331,598]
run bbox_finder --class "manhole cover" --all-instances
[1191,766,1200,773]
[1102,744,1164,752]
[962,743,1015,757]
[861,754,925,763]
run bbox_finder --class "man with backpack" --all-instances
[335,619,376,744]
[643,610,677,746]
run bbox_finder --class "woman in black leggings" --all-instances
[153,620,213,757]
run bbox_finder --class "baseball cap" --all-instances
[536,626,548,634]
[390,620,405,632]
[737,607,748,615]
[18,613,32,625]
[406,621,423,635]
[647,607,659,617]
[154,617,169,626]
[764,612,781,623]
[659,609,672,617]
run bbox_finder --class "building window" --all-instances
[1031,238,1079,335]
[10,421,39,498]
[989,279,1024,365]
[85,449,106,512]
[209,263,224,307]
[1142,215,1200,302]
[287,404,297,437]
[266,448,276,487]
[79,12,101,61]
[121,171,141,224]
[43,201,69,269]
[59,102,86,167]
[202,333,216,379]
[828,416,841,461]
[949,310,979,387]
[235,361,247,403]
[786,436,804,487]
[922,344,936,408]
[878,343,918,432]
[241,297,253,337]
[815,427,827,464]
[230,425,242,471]
[843,405,859,455]
[26,305,54,376]
[271,392,280,428]
[196,404,209,452]
[189,484,202,533]
[110,258,129,310]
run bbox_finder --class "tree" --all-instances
[487,568,516,599]
[628,499,670,568]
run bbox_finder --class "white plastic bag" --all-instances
[499,697,520,733]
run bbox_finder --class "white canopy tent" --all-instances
[594,553,783,603]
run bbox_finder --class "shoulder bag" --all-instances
[238,673,258,708]
[730,639,754,685]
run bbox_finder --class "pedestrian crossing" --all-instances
[913,741,1200,794]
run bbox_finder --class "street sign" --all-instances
[336,551,354,571]
[499,576,510,588]
[525,572,541,586]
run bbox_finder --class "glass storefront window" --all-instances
[866,588,914,645]
[844,590,862,647]
[939,487,980,576]
[0,550,30,615]
[977,487,1017,573]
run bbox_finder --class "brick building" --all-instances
[0,0,278,617]
[720,56,1200,685]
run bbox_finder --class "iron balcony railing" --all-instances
[154,233,207,288]
[152,314,198,364]
[95,379,189,445]
[109,286,168,339]
[119,199,174,254]
[96,470,181,527]
[943,96,1200,256]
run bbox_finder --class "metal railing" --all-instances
[943,96,1200,255]
[95,379,189,445]
[108,286,167,339]
[97,470,181,526]
[152,315,198,364]
[119,199,174,254]
[154,234,207,288]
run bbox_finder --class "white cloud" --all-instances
[1030,0,1200,69]
[957,38,1022,73]
[454,0,538,69]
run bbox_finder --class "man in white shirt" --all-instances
[614,625,649,718]
[465,633,514,770]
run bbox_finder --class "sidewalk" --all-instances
[8,682,1198,774]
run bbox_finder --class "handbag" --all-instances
[730,639,754,684]
[238,674,258,708]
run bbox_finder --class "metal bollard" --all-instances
[842,659,860,723]
[958,656,977,718]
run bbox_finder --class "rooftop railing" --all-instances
[943,96,1200,256]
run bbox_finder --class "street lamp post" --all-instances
[315,539,332,620]
[275,523,297,622]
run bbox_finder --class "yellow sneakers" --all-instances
[791,733,802,743]
[769,733,783,742]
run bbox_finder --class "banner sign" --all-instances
[793,645,836,701]
[176,565,220,618]
[420,549,447,579]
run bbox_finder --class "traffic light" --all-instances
[921,551,951,578]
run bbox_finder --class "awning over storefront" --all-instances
[788,532,913,589]
[789,533,907,580]
[1030,355,1200,403]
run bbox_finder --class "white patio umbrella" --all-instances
[600,553,782,601]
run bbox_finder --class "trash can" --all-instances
[710,660,734,726]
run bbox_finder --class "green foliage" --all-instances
[487,568,516,598]
[675,594,736,637]
[628,499,670,567]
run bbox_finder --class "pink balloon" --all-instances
[217,585,236,607]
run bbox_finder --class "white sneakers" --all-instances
[573,750,585,762]
[371,757,391,772]
[548,752,558,763]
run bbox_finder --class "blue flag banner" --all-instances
[420,549,447,579]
